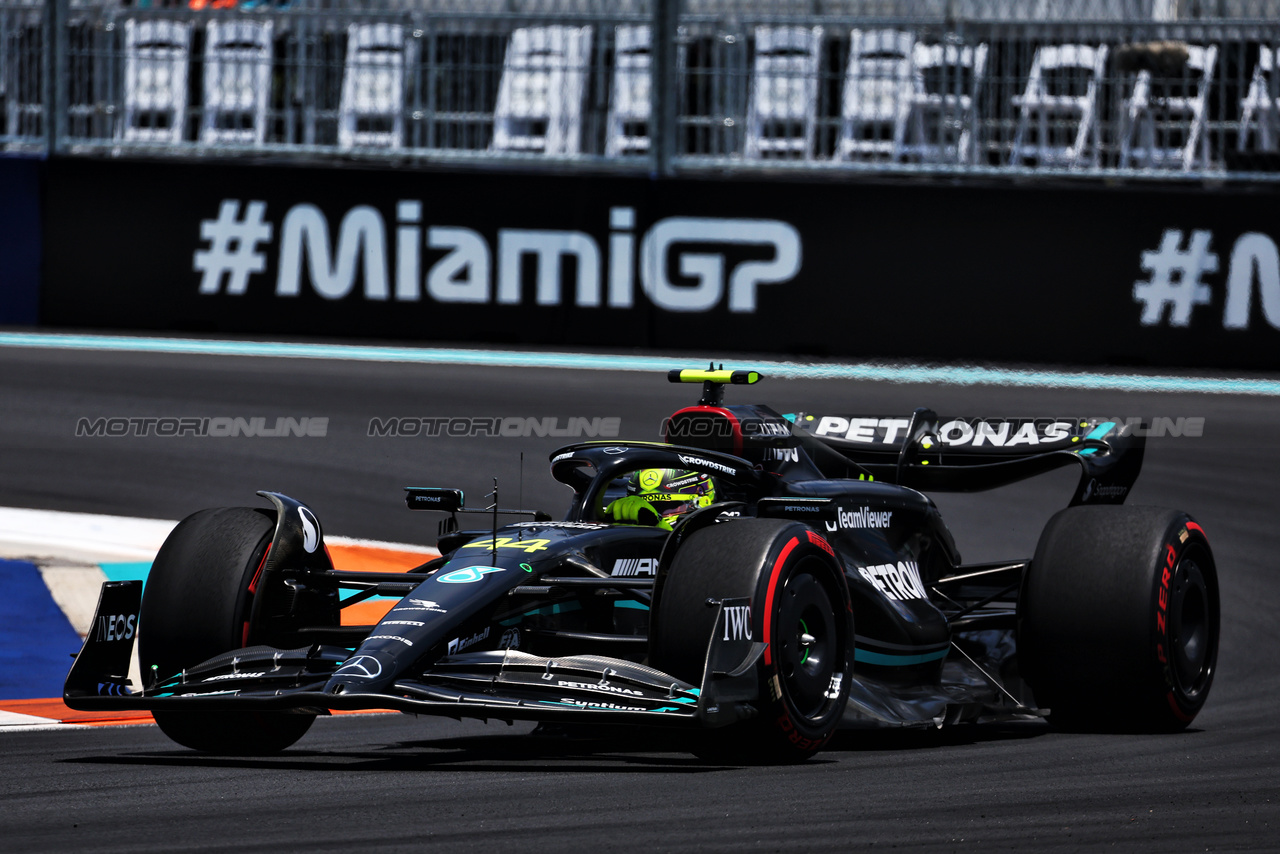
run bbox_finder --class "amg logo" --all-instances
[826,506,893,531]
[750,421,792,437]
[766,447,800,463]
[723,605,753,641]
[612,558,657,577]
[94,614,136,643]
[858,560,927,601]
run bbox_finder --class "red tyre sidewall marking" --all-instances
[761,536,833,751]
[1155,526,1196,722]
[761,537,798,667]
[805,530,834,557]
[242,543,272,647]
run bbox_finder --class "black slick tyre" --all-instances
[139,507,315,754]
[1019,505,1219,732]
[651,519,853,763]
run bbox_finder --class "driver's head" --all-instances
[626,468,716,525]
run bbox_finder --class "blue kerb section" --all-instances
[0,559,84,699]
[100,562,153,597]
[854,647,950,667]
[2,332,1279,396]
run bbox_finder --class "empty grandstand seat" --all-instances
[492,25,593,156]
[836,28,914,161]
[745,25,823,159]
[201,19,273,146]
[898,41,988,164]
[1239,45,1278,153]
[339,23,413,150]
[121,19,191,144]
[1120,44,1217,171]
[1009,43,1108,167]
[605,24,651,157]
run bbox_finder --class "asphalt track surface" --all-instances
[1,344,1277,852]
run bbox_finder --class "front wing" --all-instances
[65,580,766,728]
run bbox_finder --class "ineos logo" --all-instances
[95,613,137,642]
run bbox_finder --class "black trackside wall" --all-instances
[0,156,42,327]
[41,157,1280,369]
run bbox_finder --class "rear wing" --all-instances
[791,408,1145,504]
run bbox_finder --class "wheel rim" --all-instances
[1169,554,1215,700]
[774,559,842,720]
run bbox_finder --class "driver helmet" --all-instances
[626,468,716,525]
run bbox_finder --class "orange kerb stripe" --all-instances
[0,697,153,726]
[0,697,394,727]
[328,543,438,627]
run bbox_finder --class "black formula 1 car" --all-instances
[65,369,1219,762]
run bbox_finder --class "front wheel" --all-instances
[651,519,854,763]
[1019,506,1219,732]
[140,506,316,754]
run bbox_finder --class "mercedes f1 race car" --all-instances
[65,369,1219,762]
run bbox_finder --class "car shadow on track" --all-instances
[62,726,761,774]
[61,723,1059,772]
[826,719,1052,752]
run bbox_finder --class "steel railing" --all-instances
[5,0,1280,181]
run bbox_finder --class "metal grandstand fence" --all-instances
[5,0,1280,179]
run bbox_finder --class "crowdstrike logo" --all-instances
[677,454,736,475]
[195,202,802,315]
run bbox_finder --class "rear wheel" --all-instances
[140,507,316,754]
[1019,506,1219,732]
[651,519,853,763]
